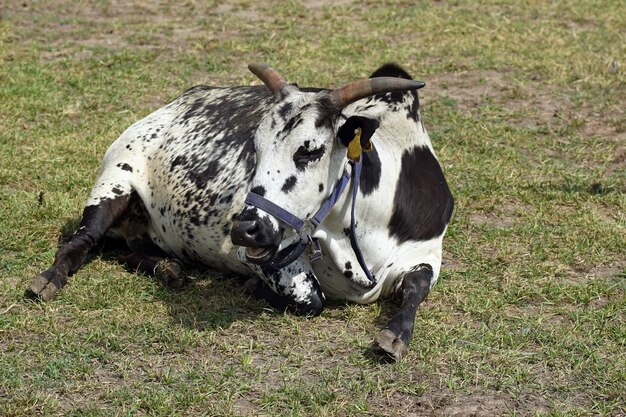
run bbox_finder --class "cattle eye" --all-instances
[293,145,326,171]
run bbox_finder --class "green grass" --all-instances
[1,0,625,415]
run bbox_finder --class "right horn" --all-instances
[328,77,425,110]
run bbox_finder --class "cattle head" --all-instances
[231,63,424,265]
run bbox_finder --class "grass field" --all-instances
[1,0,625,415]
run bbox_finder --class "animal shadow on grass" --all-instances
[32,218,410,360]
[24,217,265,332]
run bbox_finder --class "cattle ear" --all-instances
[337,116,380,160]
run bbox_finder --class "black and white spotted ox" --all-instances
[29,63,454,360]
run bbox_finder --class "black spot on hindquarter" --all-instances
[281,176,297,193]
[388,146,454,243]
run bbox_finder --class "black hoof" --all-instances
[27,266,68,301]
[154,259,185,289]
[374,329,408,361]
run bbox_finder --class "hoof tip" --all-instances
[374,329,408,361]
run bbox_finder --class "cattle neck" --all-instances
[244,157,376,285]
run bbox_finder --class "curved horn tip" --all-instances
[247,62,289,96]
[248,62,269,72]
[248,62,270,75]
[329,77,428,110]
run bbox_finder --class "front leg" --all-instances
[238,249,325,316]
[375,264,433,361]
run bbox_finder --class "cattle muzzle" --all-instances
[230,216,281,265]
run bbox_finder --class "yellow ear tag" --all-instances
[347,128,363,161]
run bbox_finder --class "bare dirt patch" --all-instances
[437,392,515,417]
[468,201,534,229]
[303,0,354,8]
[442,252,466,272]
[369,389,519,417]
[425,70,509,114]
[4,0,270,62]
[424,69,625,140]
[558,258,626,286]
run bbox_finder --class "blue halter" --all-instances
[244,158,376,285]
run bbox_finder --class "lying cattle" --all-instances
[28,63,454,360]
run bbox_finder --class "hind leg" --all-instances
[28,194,131,301]
[117,236,185,289]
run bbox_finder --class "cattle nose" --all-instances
[231,220,261,246]
[231,215,282,265]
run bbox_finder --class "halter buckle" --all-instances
[308,235,323,262]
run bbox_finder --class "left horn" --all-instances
[248,63,288,96]
[328,77,426,110]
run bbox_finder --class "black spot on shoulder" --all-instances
[250,186,266,197]
[318,183,324,193]
[111,187,124,195]
[343,270,353,278]
[281,176,297,193]
[344,261,352,270]
[388,146,454,243]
